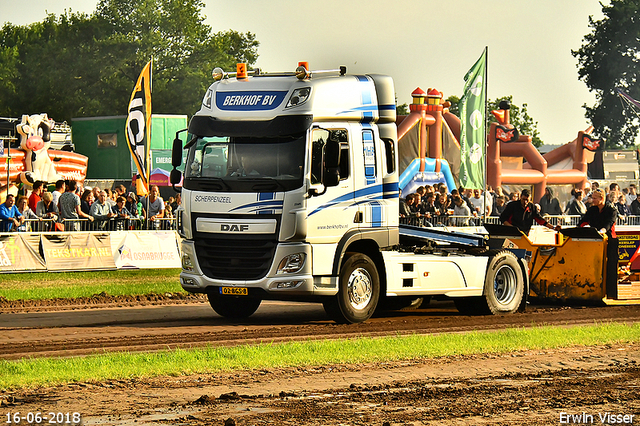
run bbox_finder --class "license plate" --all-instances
[220,287,248,296]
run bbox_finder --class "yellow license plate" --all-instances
[220,287,248,296]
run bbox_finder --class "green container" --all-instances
[71,115,188,180]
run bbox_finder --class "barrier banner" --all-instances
[0,234,46,272]
[41,233,116,271]
[113,231,180,269]
[618,231,640,270]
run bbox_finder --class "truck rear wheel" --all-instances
[454,250,524,315]
[207,293,261,318]
[482,250,524,314]
[323,253,380,324]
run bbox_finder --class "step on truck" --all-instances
[169,63,529,323]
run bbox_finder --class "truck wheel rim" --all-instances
[347,268,373,310]
[494,265,517,305]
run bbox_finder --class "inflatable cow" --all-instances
[16,113,62,186]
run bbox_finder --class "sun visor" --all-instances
[188,114,313,138]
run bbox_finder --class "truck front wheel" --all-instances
[207,294,262,318]
[323,253,380,324]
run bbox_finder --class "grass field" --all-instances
[0,269,183,300]
[1,322,639,389]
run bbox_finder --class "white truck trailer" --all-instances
[169,63,529,323]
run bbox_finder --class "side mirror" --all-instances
[322,138,341,188]
[170,168,182,186]
[324,139,340,168]
[172,137,183,167]
[172,128,187,167]
[170,128,188,192]
[323,168,340,187]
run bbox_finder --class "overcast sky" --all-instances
[0,0,607,145]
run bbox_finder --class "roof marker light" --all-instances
[236,63,247,79]
[295,67,309,80]
[212,67,225,81]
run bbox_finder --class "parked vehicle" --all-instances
[170,63,529,323]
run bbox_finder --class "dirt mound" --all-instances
[0,292,206,312]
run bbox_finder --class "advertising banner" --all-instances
[0,234,46,272]
[41,233,116,271]
[112,231,180,269]
[618,231,640,270]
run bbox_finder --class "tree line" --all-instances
[1,0,638,148]
[0,0,258,123]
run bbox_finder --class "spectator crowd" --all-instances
[3,178,638,232]
[0,179,181,232]
[399,181,640,228]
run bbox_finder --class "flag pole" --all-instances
[147,57,153,228]
[483,46,489,223]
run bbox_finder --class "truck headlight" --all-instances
[182,253,194,272]
[286,88,310,108]
[177,209,186,238]
[277,253,306,274]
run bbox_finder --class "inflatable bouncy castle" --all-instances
[486,102,598,199]
[0,114,88,202]
[397,88,459,195]
[397,91,597,200]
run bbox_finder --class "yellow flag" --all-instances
[125,60,152,195]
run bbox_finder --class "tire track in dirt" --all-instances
[1,301,639,360]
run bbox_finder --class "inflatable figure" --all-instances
[0,114,89,203]
[16,113,63,186]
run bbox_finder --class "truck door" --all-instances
[306,126,355,244]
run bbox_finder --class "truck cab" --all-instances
[172,63,527,323]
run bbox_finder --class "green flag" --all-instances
[459,48,487,189]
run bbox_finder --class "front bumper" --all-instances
[179,239,338,298]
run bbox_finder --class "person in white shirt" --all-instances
[51,179,65,207]
[451,196,472,226]
[469,189,492,216]
[626,184,637,207]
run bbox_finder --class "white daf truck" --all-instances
[169,63,529,323]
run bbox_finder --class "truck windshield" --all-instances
[184,135,305,192]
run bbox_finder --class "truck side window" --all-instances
[363,130,376,184]
[311,129,349,184]
[382,138,395,174]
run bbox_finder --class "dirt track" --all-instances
[1,299,640,425]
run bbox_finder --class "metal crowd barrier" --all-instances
[401,215,487,227]
[617,215,640,226]
[402,214,640,228]
[13,218,58,232]
[544,215,582,227]
[11,217,179,232]
[12,213,639,233]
